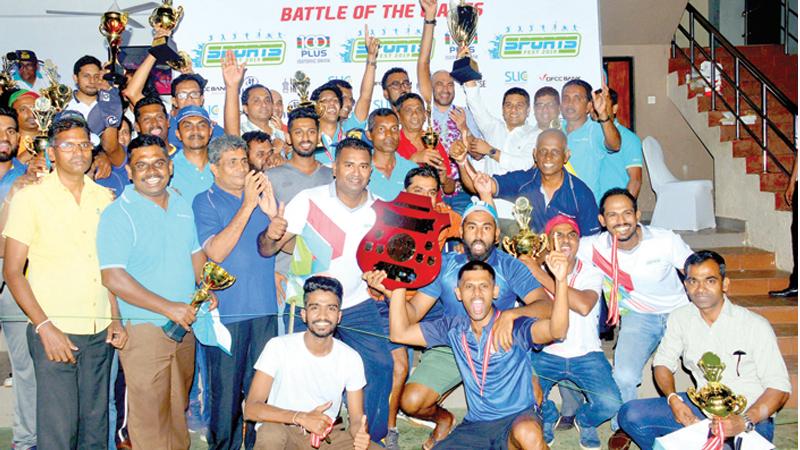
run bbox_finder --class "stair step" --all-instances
[775,192,792,211]
[745,154,794,175]
[726,269,792,296]
[729,295,798,325]
[708,246,776,270]
[774,323,798,356]
[676,227,746,249]
[761,172,791,193]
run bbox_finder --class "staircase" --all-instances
[709,246,797,408]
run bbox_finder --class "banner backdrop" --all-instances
[174,0,602,122]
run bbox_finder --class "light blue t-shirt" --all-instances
[562,118,611,199]
[97,186,201,325]
[368,155,417,201]
[316,113,368,166]
[0,159,27,201]
[596,121,643,199]
[170,150,214,203]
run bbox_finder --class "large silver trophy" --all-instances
[447,0,481,84]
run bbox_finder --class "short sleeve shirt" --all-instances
[97,185,201,326]
[169,150,213,204]
[368,155,418,201]
[0,158,27,202]
[193,184,277,324]
[596,122,643,197]
[419,250,541,317]
[3,171,113,334]
[169,116,224,151]
[563,118,610,198]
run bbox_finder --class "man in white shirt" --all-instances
[65,55,102,120]
[576,188,694,449]
[258,137,392,445]
[245,276,376,450]
[525,215,621,450]
[618,250,791,450]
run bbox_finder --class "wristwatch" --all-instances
[424,18,437,25]
[489,148,498,156]
[743,416,755,433]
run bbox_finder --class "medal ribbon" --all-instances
[460,309,500,397]
[544,260,582,300]
[606,235,621,326]
[701,420,725,450]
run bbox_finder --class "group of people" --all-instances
[0,2,793,450]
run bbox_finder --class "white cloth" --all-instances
[254,332,366,420]
[240,115,286,141]
[654,419,774,450]
[284,182,376,310]
[463,84,539,176]
[577,225,693,315]
[65,93,100,144]
[543,259,604,358]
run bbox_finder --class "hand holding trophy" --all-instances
[447,0,481,83]
[148,0,191,71]
[99,9,128,86]
[502,197,549,258]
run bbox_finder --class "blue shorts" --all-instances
[435,406,542,450]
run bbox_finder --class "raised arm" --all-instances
[416,0,437,103]
[530,251,570,344]
[353,26,379,122]
[592,84,620,152]
[519,255,599,316]
[221,50,246,136]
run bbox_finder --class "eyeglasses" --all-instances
[387,80,412,90]
[222,158,249,169]
[56,141,93,152]
[175,91,203,100]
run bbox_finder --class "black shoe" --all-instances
[555,415,575,431]
[769,287,798,298]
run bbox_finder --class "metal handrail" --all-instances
[780,0,798,54]
[671,3,797,176]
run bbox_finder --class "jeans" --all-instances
[0,283,36,450]
[618,393,775,450]
[612,310,668,430]
[27,325,113,450]
[532,351,622,431]
[108,351,118,449]
[204,315,278,450]
[188,343,210,431]
[285,299,393,443]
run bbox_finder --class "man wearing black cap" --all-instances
[10,50,47,92]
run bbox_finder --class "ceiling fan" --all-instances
[29,1,161,29]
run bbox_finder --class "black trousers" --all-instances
[791,188,797,288]
[27,324,113,450]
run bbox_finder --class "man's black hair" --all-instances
[394,92,424,110]
[403,164,442,192]
[303,275,343,306]
[242,130,272,145]
[311,83,343,108]
[381,67,409,91]
[563,79,593,102]
[171,73,208,97]
[133,96,168,123]
[502,87,530,107]
[241,84,272,106]
[335,137,372,159]
[684,250,727,279]
[598,187,638,215]
[458,260,496,282]
[0,107,18,130]
[287,107,320,131]
[127,134,169,157]
[367,108,398,131]
[73,55,102,76]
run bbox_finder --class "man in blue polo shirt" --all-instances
[171,105,214,202]
[386,256,571,450]
[365,108,417,201]
[596,89,644,199]
[98,134,207,449]
[561,79,621,199]
[366,200,550,450]
[166,74,224,151]
[459,129,601,236]
[192,134,279,450]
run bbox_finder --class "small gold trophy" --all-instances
[287,71,317,113]
[99,9,128,86]
[0,55,16,94]
[40,60,72,112]
[29,96,55,157]
[502,197,549,258]
[148,0,190,71]
[688,352,747,418]
[447,0,481,84]
[421,99,440,150]
[162,262,236,342]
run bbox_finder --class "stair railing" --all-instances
[780,0,798,55]
[672,3,797,176]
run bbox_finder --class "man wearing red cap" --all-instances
[520,214,622,449]
[9,90,40,164]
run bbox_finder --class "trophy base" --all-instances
[162,320,188,342]
[103,71,126,87]
[450,57,482,84]
[150,37,183,67]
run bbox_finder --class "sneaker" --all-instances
[385,427,400,450]
[542,419,555,446]
[3,375,12,387]
[554,414,575,431]
[575,421,601,450]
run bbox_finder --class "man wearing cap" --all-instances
[458,129,601,236]
[171,105,214,203]
[8,90,40,164]
[523,214,621,449]
[3,114,125,449]
[192,134,280,449]
[10,50,47,92]
[366,198,550,450]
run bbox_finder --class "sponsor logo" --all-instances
[296,35,331,62]
[489,33,581,59]
[504,71,528,83]
[341,36,430,62]
[538,73,581,82]
[198,40,286,67]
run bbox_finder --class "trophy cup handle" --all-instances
[501,236,517,257]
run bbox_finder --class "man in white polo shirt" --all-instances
[526,214,621,450]
[258,137,392,445]
[576,188,693,450]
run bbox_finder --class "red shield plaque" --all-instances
[357,192,451,289]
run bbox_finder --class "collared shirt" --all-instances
[654,298,792,408]
[577,225,693,315]
[494,168,600,236]
[368,154,418,201]
[3,171,113,334]
[168,116,224,151]
[95,154,130,198]
[169,149,213,203]
[430,103,483,150]
[596,121,643,197]
[284,182,376,309]
[397,130,454,178]
[562,117,613,199]
[65,93,100,144]
[240,116,286,141]
[464,85,538,176]
[316,114,369,166]
[97,185,200,326]
[0,158,27,201]
[419,249,540,318]
[11,71,48,92]
[193,184,277,324]
[421,313,542,421]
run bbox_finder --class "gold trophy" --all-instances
[421,98,440,150]
[502,197,549,258]
[447,0,481,84]
[148,0,190,71]
[688,352,748,418]
[0,55,16,94]
[99,9,128,86]
[29,96,55,156]
[162,262,236,342]
[39,60,71,112]
[287,71,318,113]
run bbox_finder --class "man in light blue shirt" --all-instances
[596,89,644,199]
[170,105,214,203]
[365,108,418,201]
